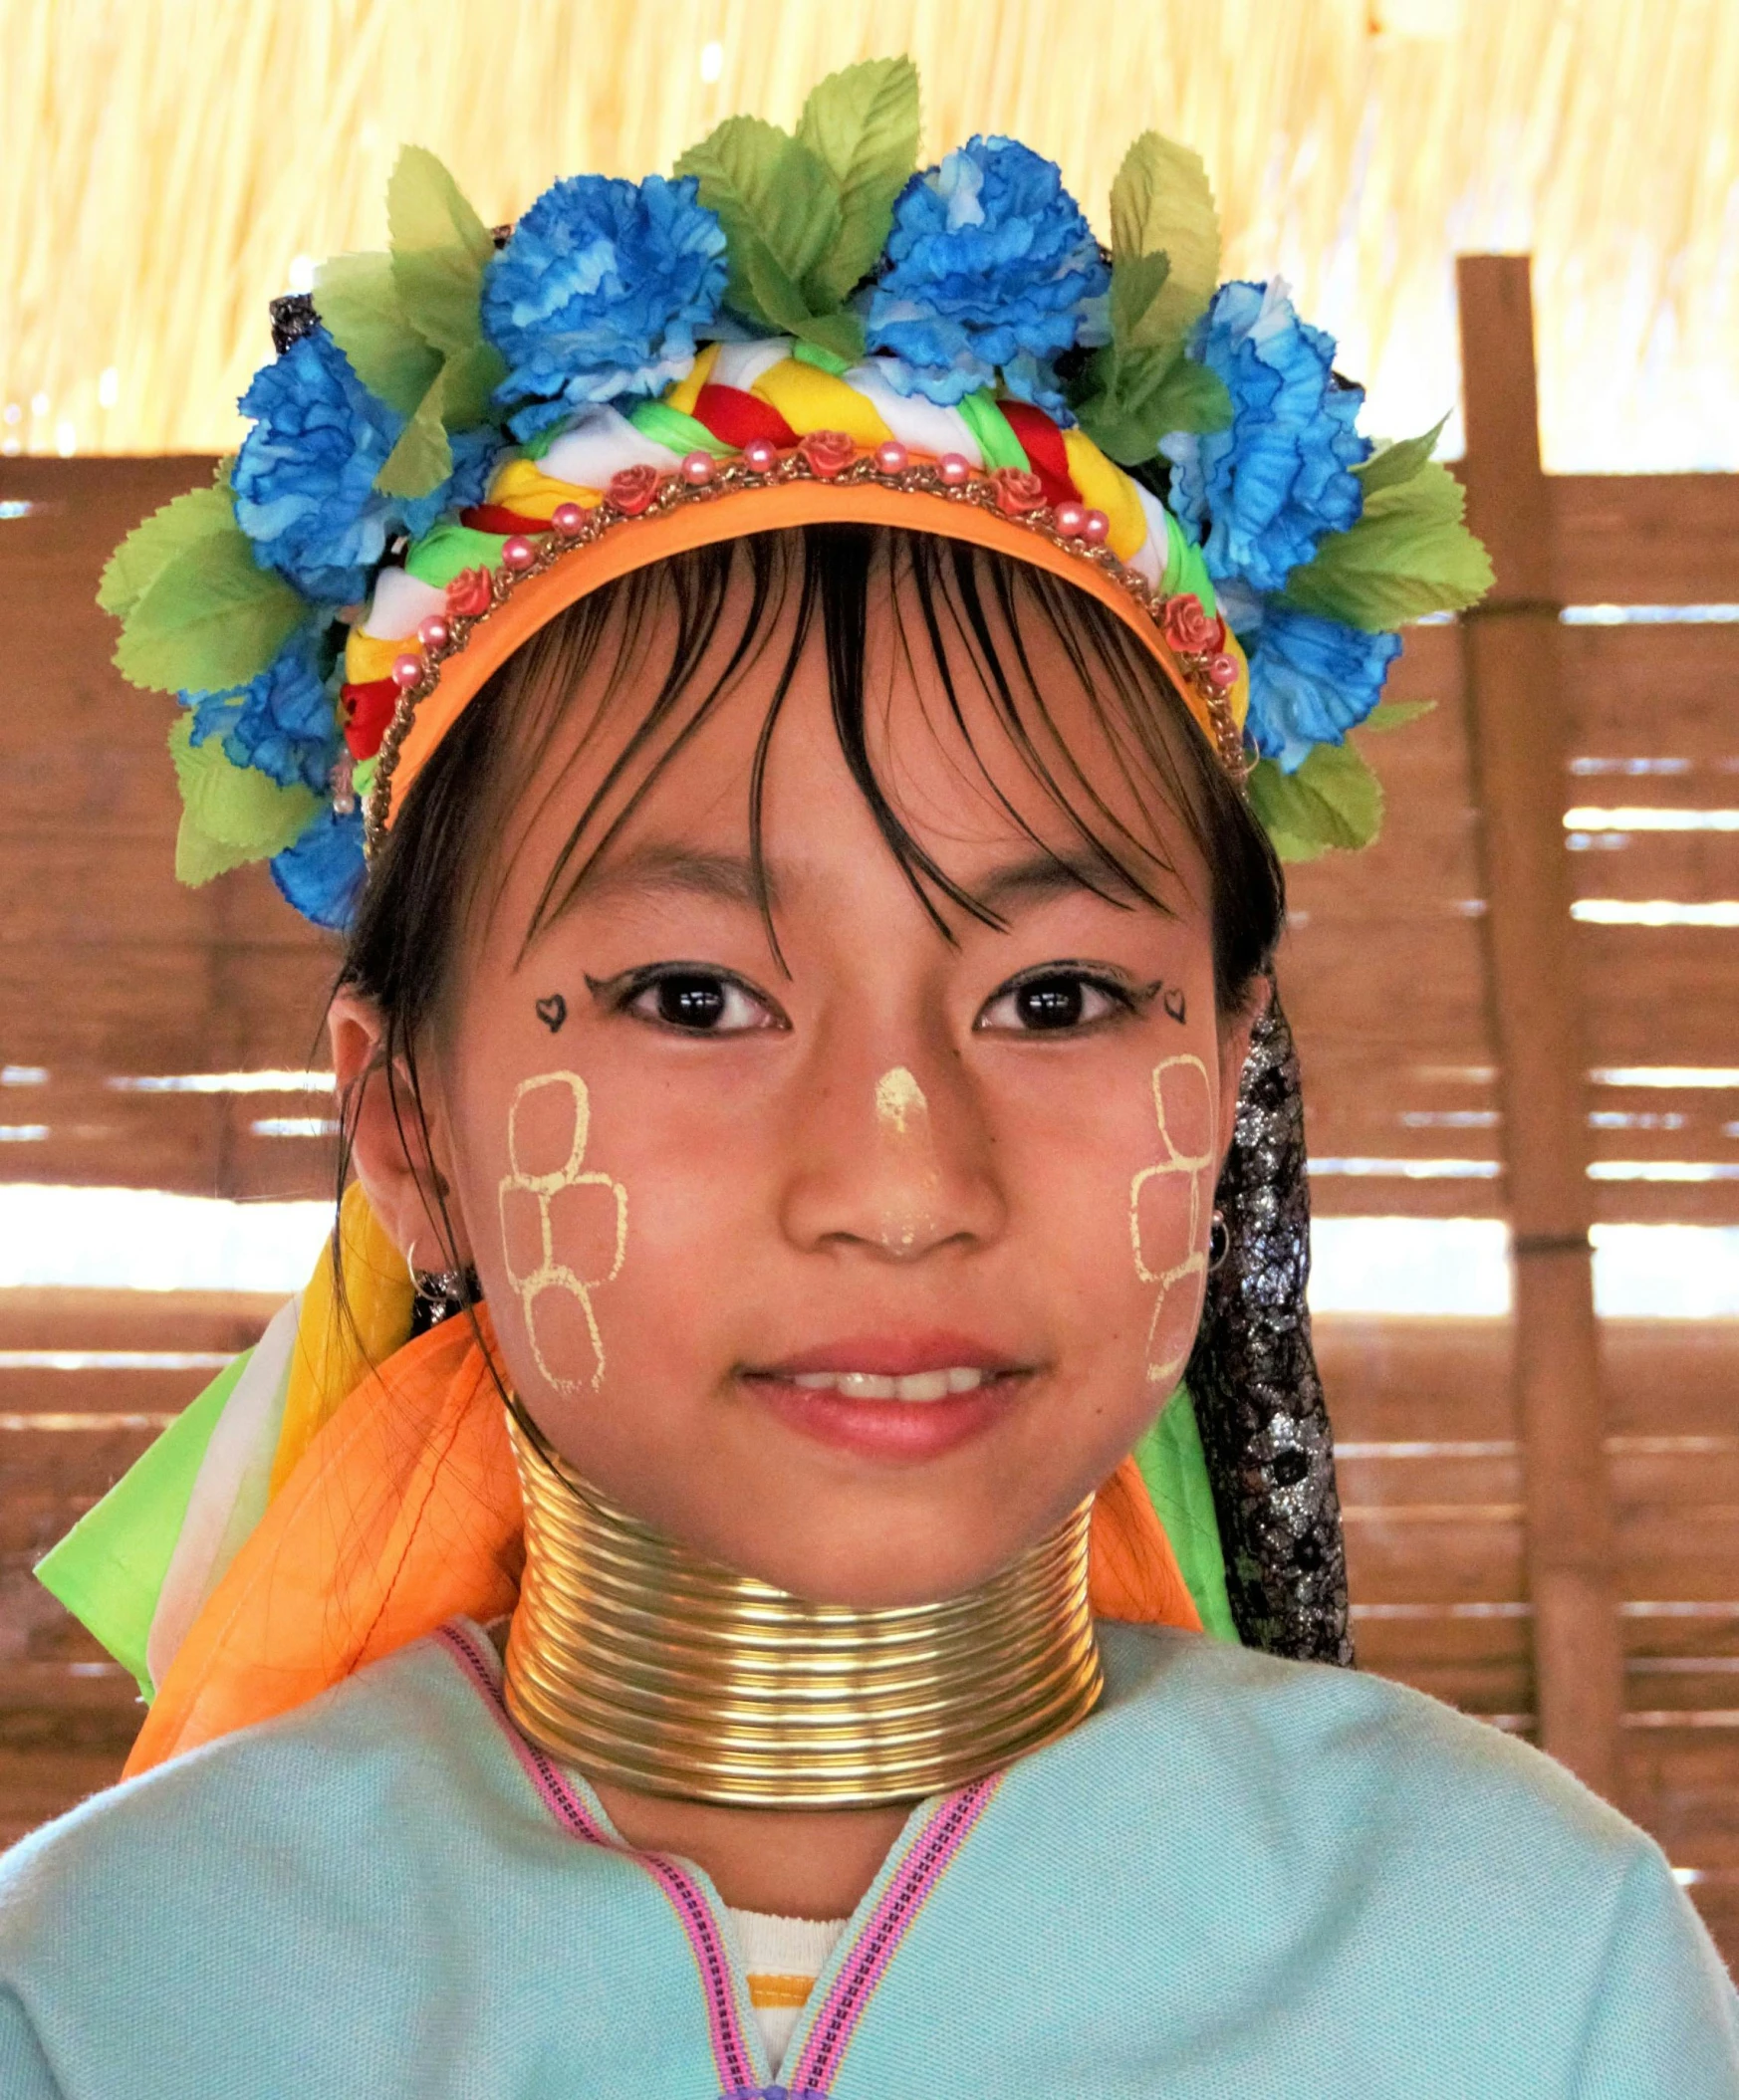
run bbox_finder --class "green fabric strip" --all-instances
[955,391,1029,473]
[790,339,852,376]
[403,522,508,588]
[35,1350,250,1698]
[1132,1380,1240,1643]
[628,398,734,458]
[1161,511,1218,614]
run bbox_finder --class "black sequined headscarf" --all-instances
[1186,984,1355,1666]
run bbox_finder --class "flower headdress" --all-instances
[102,58,1491,930]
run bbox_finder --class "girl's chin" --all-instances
[743,1373,1022,1464]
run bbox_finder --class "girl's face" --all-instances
[348,572,1257,1608]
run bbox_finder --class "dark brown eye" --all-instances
[654,975,727,1029]
[977,971,1127,1034]
[1015,977,1085,1029]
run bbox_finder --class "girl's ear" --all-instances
[1215,974,1272,1167]
[328,990,472,1271]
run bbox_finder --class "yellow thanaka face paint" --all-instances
[1128,1054,1216,1387]
[874,1064,928,1137]
[497,1070,628,1393]
[872,1065,938,1253]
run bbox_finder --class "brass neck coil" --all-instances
[502,1403,1104,1806]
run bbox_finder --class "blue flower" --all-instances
[233,329,500,604]
[1242,605,1401,772]
[270,803,366,931]
[865,137,1109,414]
[1161,280,1368,596]
[483,173,727,439]
[184,628,339,794]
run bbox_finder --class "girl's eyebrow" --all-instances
[557,844,780,915]
[971,849,1151,916]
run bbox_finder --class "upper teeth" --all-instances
[788,1368,988,1403]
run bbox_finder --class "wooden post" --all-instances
[1455,255,1623,1800]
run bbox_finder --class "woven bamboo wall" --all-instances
[2,436,1736,1959]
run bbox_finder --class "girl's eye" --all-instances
[626,971,778,1035]
[977,971,1129,1034]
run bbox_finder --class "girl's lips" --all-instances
[742,1366,1030,1464]
[751,1330,1026,1379]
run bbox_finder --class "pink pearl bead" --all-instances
[552,502,586,535]
[415,614,449,650]
[743,437,779,473]
[1054,501,1087,538]
[501,536,537,572]
[1082,509,1111,546]
[874,439,909,475]
[681,450,717,485]
[1206,652,1240,691]
[937,452,972,487]
[390,651,423,688]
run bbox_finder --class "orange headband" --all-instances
[368,456,1249,844]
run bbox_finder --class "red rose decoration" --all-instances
[444,567,494,619]
[799,429,857,479]
[607,464,662,516]
[992,468,1047,517]
[1159,593,1224,656]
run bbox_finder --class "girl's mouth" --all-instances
[741,1335,1033,1460]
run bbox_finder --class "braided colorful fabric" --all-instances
[100,57,1491,929]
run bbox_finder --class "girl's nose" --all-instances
[777,1050,1007,1262]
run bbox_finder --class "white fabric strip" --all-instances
[729,1907,848,2076]
[711,337,794,392]
[541,404,683,487]
[843,362,984,464]
[144,1293,301,1693]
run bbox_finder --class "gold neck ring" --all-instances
[502,1402,1104,1807]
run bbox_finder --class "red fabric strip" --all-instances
[341,678,399,761]
[458,504,546,536]
[998,402,1079,508]
[693,382,798,451]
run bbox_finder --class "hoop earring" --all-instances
[1207,1209,1231,1275]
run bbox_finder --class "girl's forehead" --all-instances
[515,567,1195,878]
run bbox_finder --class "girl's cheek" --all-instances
[1128,1051,1216,1392]
[495,1068,628,1395]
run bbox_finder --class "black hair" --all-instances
[336,523,1283,1271]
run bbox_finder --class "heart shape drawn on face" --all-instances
[535,994,568,1034]
[1161,986,1187,1026]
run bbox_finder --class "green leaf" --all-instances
[374,382,452,501]
[1075,345,1231,464]
[1110,250,1172,353]
[1355,413,1450,497]
[1138,353,1232,435]
[1356,698,1436,733]
[436,337,508,430]
[1280,461,1494,627]
[98,485,235,621]
[167,715,320,884]
[675,116,843,326]
[387,145,495,357]
[115,526,306,694]
[315,251,440,417]
[1109,132,1221,358]
[796,56,920,303]
[1247,743,1384,862]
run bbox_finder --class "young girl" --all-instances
[10,60,1736,2096]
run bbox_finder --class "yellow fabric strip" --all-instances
[1062,428,1150,563]
[269,1182,415,1499]
[346,630,403,685]
[752,359,892,446]
[747,1975,816,2010]
[665,341,721,416]
[487,457,600,520]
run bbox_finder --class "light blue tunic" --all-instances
[0,1619,1732,2097]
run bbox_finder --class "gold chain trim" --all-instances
[501,1401,1104,1806]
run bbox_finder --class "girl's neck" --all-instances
[592,1780,910,1918]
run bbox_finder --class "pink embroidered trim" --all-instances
[787,1773,1002,2093]
[433,1623,762,2097]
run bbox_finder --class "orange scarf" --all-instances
[125,1308,1200,1777]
